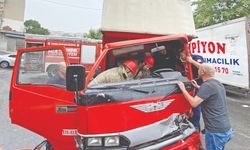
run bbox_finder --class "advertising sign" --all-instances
[190,17,249,89]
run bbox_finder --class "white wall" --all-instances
[2,18,24,32]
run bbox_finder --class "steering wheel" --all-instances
[152,68,174,78]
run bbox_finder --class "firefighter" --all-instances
[89,60,138,85]
[134,55,155,79]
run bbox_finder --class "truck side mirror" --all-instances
[66,65,85,91]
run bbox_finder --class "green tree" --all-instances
[193,0,250,29]
[24,20,50,35]
[84,29,102,40]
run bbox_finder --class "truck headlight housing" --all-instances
[75,135,130,149]
[87,137,102,146]
[104,136,120,147]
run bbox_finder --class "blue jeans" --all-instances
[205,128,233,150]
[190,105,201,131]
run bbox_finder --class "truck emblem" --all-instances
[130,99,174,113]
[56,105,76,113]
[62,129,77,136]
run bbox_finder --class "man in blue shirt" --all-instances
[48,64,66,86]
[190,54,203,132]
[178,50,203,131]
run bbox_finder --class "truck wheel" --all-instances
[47,65,57,78]
[0,61,9,68]
[34,140,54,150]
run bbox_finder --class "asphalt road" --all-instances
[0,68,43,150]
[225,94,250,150]
[0,68,250,150]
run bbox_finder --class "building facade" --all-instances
[0,31,24,52]
[0,0,25,52]
[0,0,25,32]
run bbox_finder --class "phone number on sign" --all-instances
[215,67,229,74]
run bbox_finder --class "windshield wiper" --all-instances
[88,85,150,94]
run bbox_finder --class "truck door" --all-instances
[9,46,77,149]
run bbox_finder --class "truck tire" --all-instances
[47,65,57,78]
[34,140,54,150]
[0,61,9,68]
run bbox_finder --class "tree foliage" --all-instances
[193,0,250,29]
[84,29,102,40]
[24,20,50,35]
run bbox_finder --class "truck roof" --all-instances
[101,0,196,36]
[25,34,102,44]
[105,34,189,50]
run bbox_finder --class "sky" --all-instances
[25,0,103,33]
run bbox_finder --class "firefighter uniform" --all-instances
[134,69,151,79]
[134,55,155,79]
[89,66,128,85]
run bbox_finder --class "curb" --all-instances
[227,96,250,105]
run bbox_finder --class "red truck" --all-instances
[24,34,102,76]
[9,0,203,149]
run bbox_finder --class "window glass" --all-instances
[18,49,66,87]
[80,45,96,64]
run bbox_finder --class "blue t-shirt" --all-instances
[48,74,66,86]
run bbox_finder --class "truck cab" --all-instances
[10,34,202,150]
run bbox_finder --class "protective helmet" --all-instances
[122,60,137,74]
[144,55,155,68]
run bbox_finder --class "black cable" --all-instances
[35,0,101,11]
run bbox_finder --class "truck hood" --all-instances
[77,72,193,134]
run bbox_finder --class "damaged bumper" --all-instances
[127,114,200,150]
[134,128,201,150]
[75,113,202,150]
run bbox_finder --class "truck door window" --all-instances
[80,45,96,64]
[17,49,67,87]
